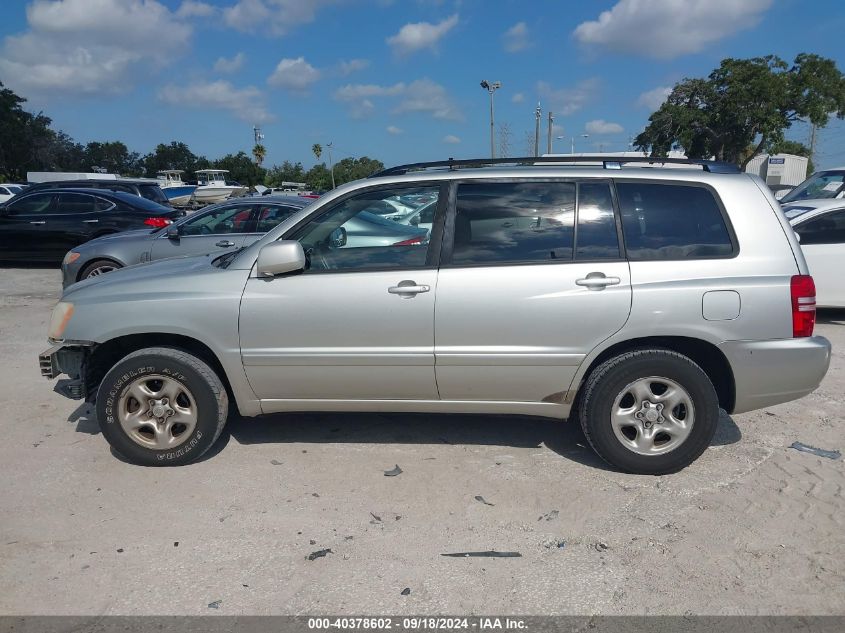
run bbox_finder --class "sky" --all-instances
[1,0,844,170]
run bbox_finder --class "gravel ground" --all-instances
[1,266,843,615]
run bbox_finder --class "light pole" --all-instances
[480,80,501,160]
[326,141,336,189]
[555,134,589,154]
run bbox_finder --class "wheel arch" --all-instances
[76,256,125,282]
[571,336,736,413]
[86,333,239,415]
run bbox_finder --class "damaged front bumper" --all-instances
[38,341,96,400]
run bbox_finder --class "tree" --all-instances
[312,143,322,161]
[142,142,207,180]
[331,156,385,185]
[304,163,333,191]
[252,143,266,167]
[214,151,265,187]
[84,141,142,176]
[0,82,56,180]
[635,54,845,168]
[265,160,306,187]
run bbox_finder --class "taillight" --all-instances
[392,235,424,246]
[791,275,816,337]
[144,217,173,228]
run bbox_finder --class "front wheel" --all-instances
[578,349,719,475]
[96,347,228,466]
[80,259,122,281]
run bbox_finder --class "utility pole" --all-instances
[480,80,501,160]
[547,111,553,155]
[253,126,264,145]
[534,103,541,157]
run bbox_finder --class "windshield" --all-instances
[781,171,845,203]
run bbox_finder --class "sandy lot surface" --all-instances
[0,266,843,616]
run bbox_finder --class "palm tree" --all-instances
[252,143,266,167]
[312,143,322,161]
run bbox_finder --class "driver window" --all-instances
[291,186,439,273]
[180,204,253,236]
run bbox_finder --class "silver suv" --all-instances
[39,157,831,474]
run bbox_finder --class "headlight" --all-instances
[48,302,75,340]
[63,251,81,266]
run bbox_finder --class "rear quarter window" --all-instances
[616,182,734,260]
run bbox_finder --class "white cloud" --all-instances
[387,14,458,55]
[585,119,624,134]
[511,92,525,104]
[0,0,191,97]
[334,78,461,120]
[158,80,274,123]
[636,85,672,110]
[267,56,321,91]
[176,0,216,17]
[214,52,245,73]
[502,21,529,52]
[537,78,600,116]
[394,79,462,120]
[224,0,338,36]
[442,135,461,144]
[386,125,403,135]
[573,0,772,59]
[336,58,370,76]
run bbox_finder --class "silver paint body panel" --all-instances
[50,166,830,420]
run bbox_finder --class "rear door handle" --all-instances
[82,219,99,224]
[576,273,621,290]
[29,221,46,225]
[388,280,431,298]
[216,240,235,247]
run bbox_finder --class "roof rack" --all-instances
[369,155,741,178]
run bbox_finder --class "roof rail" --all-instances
[369,155,741,178]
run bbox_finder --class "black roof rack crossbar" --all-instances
[369,155,740,178]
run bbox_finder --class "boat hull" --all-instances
[193,185,248,204]
[162,185,197,206]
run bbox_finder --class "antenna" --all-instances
[253,126,265,144]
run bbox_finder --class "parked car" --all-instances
[0,188,182,262]
[0,184,26,203]
[784,199,845,308]
[40,156,830,474]
[780,168,845,203]
[25,179,171,207]
[768,183,795,200]
[62,196,313,286]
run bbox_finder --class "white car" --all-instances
[0,184,25,203]
[785,199,845,308]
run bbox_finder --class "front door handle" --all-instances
[388,280,430,298]
[216,240,236,247]
[82,219,99,224]
[576,272,621,290]
[29,221,46,225]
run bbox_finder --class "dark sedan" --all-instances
[61,196,314,286]
[0,188,182,263]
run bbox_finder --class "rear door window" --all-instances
[616,182,734,260]
[254,204,303,233]
[55,193,97,214]
[181,204,254,236]
[449,182,575,265]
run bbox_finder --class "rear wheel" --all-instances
[96,347,228,466]
[578,349,719,475]
[80,259,122,281]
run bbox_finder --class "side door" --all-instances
[43,193,103,255]
[239,183,446,404]
[795,209,845,307]
[244,202,307,246]
[434,180,632,402]
[0,193,56,260]
[150,202,251,260]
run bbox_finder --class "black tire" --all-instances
[79,258,122,281]
[578,349,719,475]
[96,347,229,466]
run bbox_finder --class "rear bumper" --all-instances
[719,336,831,414]
[38,341,95,400]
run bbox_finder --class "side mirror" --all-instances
[256,240,306,277]
[329,226,347,249]
[166,226,181,240]
[409,214,419,226]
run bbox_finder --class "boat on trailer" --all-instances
[193,169,248,204]
[156,170,197,207]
